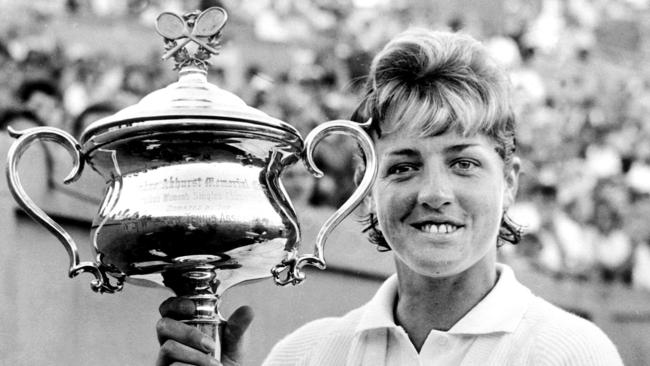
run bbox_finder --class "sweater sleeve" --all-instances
[529,302,624,366]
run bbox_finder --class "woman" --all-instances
[156,29,623,366]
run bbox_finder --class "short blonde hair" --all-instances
[353,28,521,249]
[355,29,515,163]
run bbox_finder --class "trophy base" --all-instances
[163,264,224,359]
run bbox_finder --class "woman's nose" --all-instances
[417,169,454,210]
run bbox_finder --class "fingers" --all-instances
[221,306,254,364]
[159,297,197,320]
[156,300,253,366]
[157,317,215,351]
[157,338,220,366]
[224,306,254,343]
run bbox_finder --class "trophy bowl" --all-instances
[5,7,377,360]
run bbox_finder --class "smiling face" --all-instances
[369,128,518,278]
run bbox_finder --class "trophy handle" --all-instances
[5,126,124,293]
[272,119,377,285]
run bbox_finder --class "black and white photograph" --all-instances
[0,0,648,365]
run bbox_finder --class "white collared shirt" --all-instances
[348,264,530,366]
[263,263,623,366]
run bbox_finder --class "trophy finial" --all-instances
[155,7,228,70]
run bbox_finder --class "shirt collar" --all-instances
[355,272,399,333]
[449,263,531,334]
[355,263,532,335]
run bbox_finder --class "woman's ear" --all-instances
[503,156,521,210]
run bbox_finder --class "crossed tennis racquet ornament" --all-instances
[156,7,228,68]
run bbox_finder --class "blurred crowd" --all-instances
[1,0,650,291]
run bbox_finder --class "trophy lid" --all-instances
[79,7,301,152]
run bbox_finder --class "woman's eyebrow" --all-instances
[443,143,480,154]
[386,148,419,157]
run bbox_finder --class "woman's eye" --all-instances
[387,163,418,176]
[451,159,479,171]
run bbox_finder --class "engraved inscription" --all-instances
[106,162,282,227]
[139,176,260,191]
[121,213,240,233]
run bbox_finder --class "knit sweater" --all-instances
[262,266,623,366]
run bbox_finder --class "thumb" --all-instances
[221,305,254,365]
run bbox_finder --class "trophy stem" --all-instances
[163,264,224,359]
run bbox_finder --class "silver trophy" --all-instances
[5,7,377,360]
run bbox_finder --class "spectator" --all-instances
[16,78,66,130]
[585,179,633,284]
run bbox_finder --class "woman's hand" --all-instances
[156,297,254,366]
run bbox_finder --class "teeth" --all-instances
[420,223,458,234]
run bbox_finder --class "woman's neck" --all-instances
[393,253,497,352]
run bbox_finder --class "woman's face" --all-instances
[369,128,518,278]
